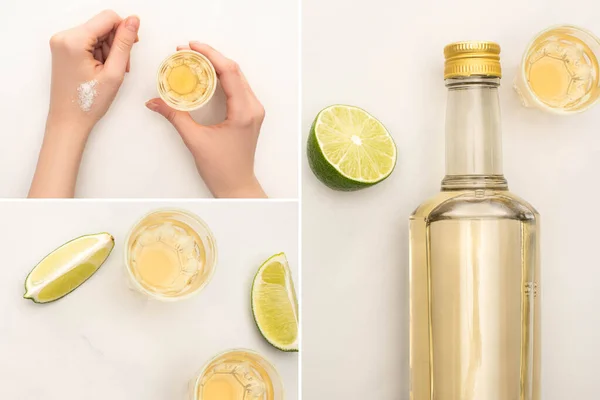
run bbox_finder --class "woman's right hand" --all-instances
[145,42,267,199]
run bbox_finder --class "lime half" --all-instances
[307,104,397,190]
[24,233,114,303]
[251,253,298,352]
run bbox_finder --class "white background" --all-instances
[0,201,298,399]
[302,0,600,399]
[0,0,299,198]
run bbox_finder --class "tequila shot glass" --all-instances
[514,25,600,115]
[124,208,217,302]
[157,50,218,111]
[190,349,285,400]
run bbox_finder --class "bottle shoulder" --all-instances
[410,190,539,222]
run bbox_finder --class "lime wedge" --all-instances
[24,233,114,303]
[307,104,397,190]
[251,253,298,352]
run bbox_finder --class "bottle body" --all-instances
[409,189,540,400]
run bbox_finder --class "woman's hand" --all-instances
[145,42,267,199]
[47,9,140,131]
[29,10,140,198]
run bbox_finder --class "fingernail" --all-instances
[145,101,158,111]
[190,41,203,46]
[125,16,140,32]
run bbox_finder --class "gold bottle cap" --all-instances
[444,41,502,79]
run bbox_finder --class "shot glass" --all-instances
[514,25,600,115]
[157,50,218,111]
[190,349,285,400]
[124,208,217,302]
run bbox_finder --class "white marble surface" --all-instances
[0,0,299,198]
[302,0,600,399]
[0,201,298,399]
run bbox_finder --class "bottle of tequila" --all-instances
[409,42,541,400]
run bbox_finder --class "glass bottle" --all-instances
[409,42,541,400]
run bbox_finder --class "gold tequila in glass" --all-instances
[410,42,541,400]
[191,349,284,400]
[125,209,217,301]
[514,25,600,114]
[157,50,217,111]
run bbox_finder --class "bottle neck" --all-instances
[441,76,507,190]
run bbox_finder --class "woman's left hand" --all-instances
[47,9,140,133]
[29,10,140,198]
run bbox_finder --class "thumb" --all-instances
[145,98,197,136]
[105,15,140,76]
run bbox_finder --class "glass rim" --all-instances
[192,348,285,400]
[156,49,218,112]
[518,24,600,114]
[123,207,218,302]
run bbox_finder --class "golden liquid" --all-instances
[409,190,540,400]
[198,351,275,400]
[525,32,599,111]
[128,212,207,297]
[158,52,214,108]
[168,65,199,95]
